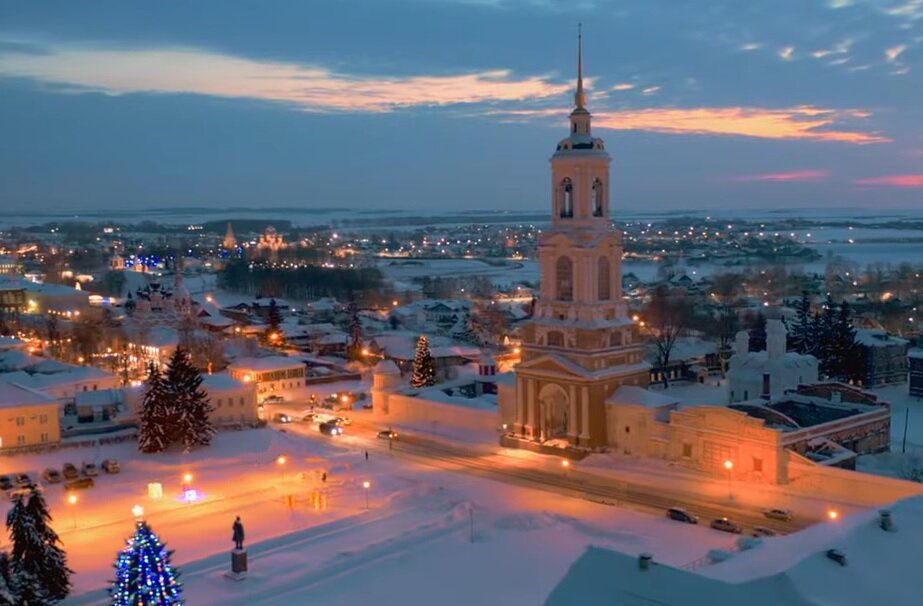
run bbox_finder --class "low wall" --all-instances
[382,393,498,434]
[787,455,923,507]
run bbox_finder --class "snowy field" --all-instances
[7,425,745,606]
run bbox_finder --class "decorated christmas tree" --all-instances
[138,364,171,454]
[410,335,436,388]
[165,347,214,452]
[110,520,182,606]
[7,487,72,603]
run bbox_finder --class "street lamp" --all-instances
[67,494,77,529]
[362,481,371,510]
[277,455,287,481]
[562,459,571,478]
[723,460,733,500]
[132,504,144,519]
[828,509,839,521]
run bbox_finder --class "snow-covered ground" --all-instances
[9,423,745,606]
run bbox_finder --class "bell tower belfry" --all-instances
[512,28,649,449]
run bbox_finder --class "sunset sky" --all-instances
[1,0,921,212]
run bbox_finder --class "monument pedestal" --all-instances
[225,548,248,581]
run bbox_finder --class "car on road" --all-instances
[62,463,79,480]
[0,476,12,491]
[764,508,793,521]
[264,395,285,404]
[710,517,743,534]
[377,430,398,440]
[301,411,317,422]
[42,468,63,484]
[14,473,32,487]
[329,416,351,427]
[82,462,99,477]
[752,526,777,538]
[102,459,120,474]
[272,413,292,424]
[666,507,698,524]
[65,478,94,491]
[319,422,343,436]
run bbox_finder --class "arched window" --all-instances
[592,178,604,217]
[555,256,573,301]
[560,178,573,218]
[598,256,611,300]
[547,331,564,347]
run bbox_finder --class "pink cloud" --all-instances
[853,174,923,187]
[726,169,830,182]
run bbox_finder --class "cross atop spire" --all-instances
[575,23,586,110]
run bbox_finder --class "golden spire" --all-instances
[575,23,586,109]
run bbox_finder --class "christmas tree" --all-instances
[165,348,215,452]
[345,300,363,361]
[6,487,72,603]
[410,335,436,388]
[110,520,182,606]
[265,298,282,345]
[138,364,171,454]
[0,551,19,606]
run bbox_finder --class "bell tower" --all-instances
[512,28,649,449]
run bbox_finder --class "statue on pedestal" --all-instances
[227,516,248,581]
[232,516,245,550]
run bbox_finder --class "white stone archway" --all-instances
[538,383,570,442]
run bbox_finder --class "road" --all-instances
[281,416,815,536]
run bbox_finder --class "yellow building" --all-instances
[227,356,306,403]
[0,382,61,450]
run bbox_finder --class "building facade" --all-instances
[510,34,648,449]
[227,356,306,403]
[0,383,61,450]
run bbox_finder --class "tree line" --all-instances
[218,259,382,301]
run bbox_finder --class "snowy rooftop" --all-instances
[855,328,909,347]
[549,495,923,606]
[201,372,247,391]
[0,381,57,409]
[228,356,305,371]
[606,385,679,408]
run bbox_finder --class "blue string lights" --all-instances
[110,520,183,605]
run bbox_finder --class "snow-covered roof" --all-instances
[200,372,247,391]
[855,329,909,348]
[374,359,401,375]
[0,381,57,409]
[549,495,923,606]
[0,336,26,351]
[606,385,679,408]
[74,388,123,407]
[228,356,304,372]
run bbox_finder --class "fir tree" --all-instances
[165,348,214,452]
[6,488,72,604]
[346,301,363,361]
[748,313,767,352]
[0,551,19,606]
[138,364,171,454]
[830,301,858,381]
[817,295,838,377]
[265,298,282,345]
[110,520,182,606]
[790,291,812,354]
[410,335,437,388]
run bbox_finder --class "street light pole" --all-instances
[362,481,370,510]
[723,460,733,500]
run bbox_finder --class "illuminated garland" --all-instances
[110,521,183,606]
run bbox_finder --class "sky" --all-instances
[0,0,921,213]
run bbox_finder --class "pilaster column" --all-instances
[581,386,590,442]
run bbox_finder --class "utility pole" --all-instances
[903,407,909,454]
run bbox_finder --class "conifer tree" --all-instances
[165,347,214,452]
[265,298,282,345]
[0,551,19,606]
[748,313,767,352]
[138,364,171,454]
[790,291,812,354]
[410,335,437,388]
[830,301,858,381]
[346,301,363,361]
[6,488,72,604]
[110,520,182,606]
[817,295,838,377]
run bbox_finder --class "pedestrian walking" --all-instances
[365,450,369,461]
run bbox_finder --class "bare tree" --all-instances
[642,285,691,388]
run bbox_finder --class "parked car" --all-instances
[0,476,13,491]
[82,462,99,477]
[65,478,95,491]
[764,508,793,521]
[273,413,292,424]
[752,526,777,538]
[301,411,317,422]
[8,485,42,501]
[710,518,743,534]
[377,430,399,440]
[666,507,698,524]
[14,473,32,487]
[334,416,352,426]
[42,468,63,484]
[264,395,285,404]
[319,422,343,436]
[102,459,120,474]
[62,463,79,479]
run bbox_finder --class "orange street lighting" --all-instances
[67,493,78,529]
[723,460,734,500]
[362,481,371,510]
[392,300,399,307]
[276,455,287,465]
[723,460,733,470]
[828,510,839,521]
[67,494,77,505]
[361,348,370,356]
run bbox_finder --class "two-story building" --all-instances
[227,356,306,403]
[0,382,60,450]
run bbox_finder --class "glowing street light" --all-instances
[723,460,734,500]
[562,459,571,478]
[362,481,371,510]
[828,509,839,521]
[277,455,288,481]
[132,504,144,519]
[67,494,78,529]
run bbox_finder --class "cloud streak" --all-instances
[853,174,923,186]
[0,42,570,113]
[726,169,830,182]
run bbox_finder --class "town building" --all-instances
[222,222,237,250]
[909,349,923,398]
[503,35,649,449]
[200,372,260,426]
[727,319,818,403]
[854,329,909,387]
[0,382,60,450]
[227,356,306,403]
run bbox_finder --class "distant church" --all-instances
[505,31,649,449]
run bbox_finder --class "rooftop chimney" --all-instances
[638,553,653,571]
